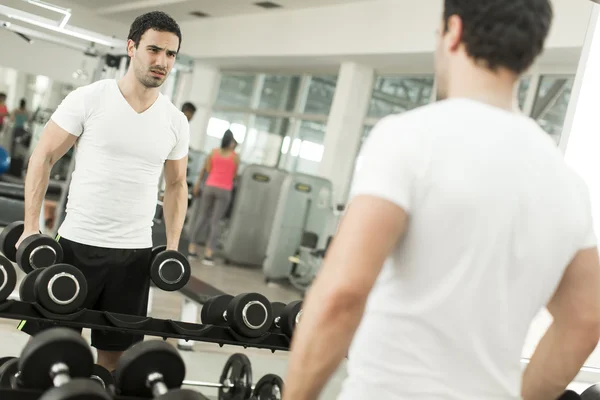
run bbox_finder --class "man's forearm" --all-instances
[23,153,52,232]
[163,181,188,251]
[284,287,365,400]
[522,322,600,400]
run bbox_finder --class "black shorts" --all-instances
[17,235,152,352]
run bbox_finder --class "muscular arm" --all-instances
[23,120,77,233]
[163,157,189,251]
[522,247,600,400]
[283,196,408,400]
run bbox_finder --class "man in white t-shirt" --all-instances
[284,1,600,400]
[15,11,190,373]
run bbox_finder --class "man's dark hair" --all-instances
[444,0,553,74]
[128,11,182,52]
[182,102,196,113]
[221,129,237,150]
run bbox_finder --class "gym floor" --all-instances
[0,257,599,398]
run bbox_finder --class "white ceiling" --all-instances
[62,0,375,23]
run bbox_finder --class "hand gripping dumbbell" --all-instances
[0,221,63,273]
[150,245,191,291]
[0,254,17,303]
[15,327,110,399]
[114,339,207,399]
[18,263,88,314]
[201,293,274,338]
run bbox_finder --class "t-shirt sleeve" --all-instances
[50,87,87,137]
[349,115,425,213]
[167,113,190,160]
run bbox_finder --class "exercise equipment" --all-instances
[0,358,18,388]
[221,165,288,266]
[150,245,191,291]
[183,354,284,400]
[582,383,600,399]
[251,373,283,400]
[18,263,88,314]
[270,302,286,333]
[114,339,206,399]
[202,293,273,338]
[0,146,10,175]
[560,389,581,398]
[263,173,334,282]
[287,234,332,292]
[0,255,17,303]
[0,221,63,273]
[17,328,110,399]
[90,364,114,390]
[276,300,302,339]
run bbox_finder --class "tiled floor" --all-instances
[2,256,600,398]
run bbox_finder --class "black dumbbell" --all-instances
[0,357,19,388]
[183,353,253,400]
[150,245,191,291]
[18,263,87,314]
[0,254,17,303]
[16,328,110,399]
[0,221,63,273]
[251,373,284,400]
[581,384,599,399]
[203,293,274,338]
[279,300,303,338]
[114,340,205,399]
[270,302,286,333]
[560,389,581,399]
[90,364,115,390]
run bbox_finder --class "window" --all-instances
[203,112,248,153]
[280,120,327,175]
[303,75,338,115]
[258,75,301,112]
[214,74,256,108]
[367,75,434,120]
[532,75,575,144]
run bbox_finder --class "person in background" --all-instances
[188,129,239,265]
[181,102,196,122]
[0,93,8,133]
[10,98,30,130]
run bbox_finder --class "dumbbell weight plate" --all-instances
[0,255,17,303]
[151,245,167,262]
[226,293,273,338]
[0,221,24,262]
[156,388,207,400]
[559,389,581,399]
[34,264,88,315]
[150,250,191,291]
[16,234,63,273]
[270,302,286,332]
[19,328,94,390]
[204,294,233,325]
[252,374,284,400]
[219,353,252,400]
[201,296,221,324]
[280,300,303,339]
[0,358,19,388]
[0,357,15,369]
[90,364,114,389]
[115,340,185,398]
[19,268,43,303]
[582,384,600,399]
[39,378,112,400]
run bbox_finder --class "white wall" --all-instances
[0,29,98,87]
[178,0,593,68]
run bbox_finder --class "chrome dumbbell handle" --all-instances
[51,363,70,387]
[182,379,255,390]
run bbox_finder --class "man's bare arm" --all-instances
[163,157,189,251]
[282,195,408,400]
[22,120,77,234]
[522,247,600,400]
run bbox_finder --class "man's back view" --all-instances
[282,1,600,400]
[339,98,596,399]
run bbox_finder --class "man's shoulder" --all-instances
[156,95,189,130]
[67,79,113,102]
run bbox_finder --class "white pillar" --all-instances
[186,62,221,151]
[318,62,374,205]
[560,3,600,238]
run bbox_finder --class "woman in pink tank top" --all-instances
[188,130,239,265]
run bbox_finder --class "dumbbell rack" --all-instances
[0,388,159,400]
[0,299,292,352]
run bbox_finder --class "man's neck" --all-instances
[446,64,517,112]
[117,73,159,110]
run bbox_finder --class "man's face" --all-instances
[128,29,179,89]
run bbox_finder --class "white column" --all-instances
[186,62,221,151]
[318,62,374,205]
[560,3,600,239]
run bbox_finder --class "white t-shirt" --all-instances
[51,79,189,249]
[339,98,596,400]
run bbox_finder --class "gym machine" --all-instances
[0,327,285,400]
